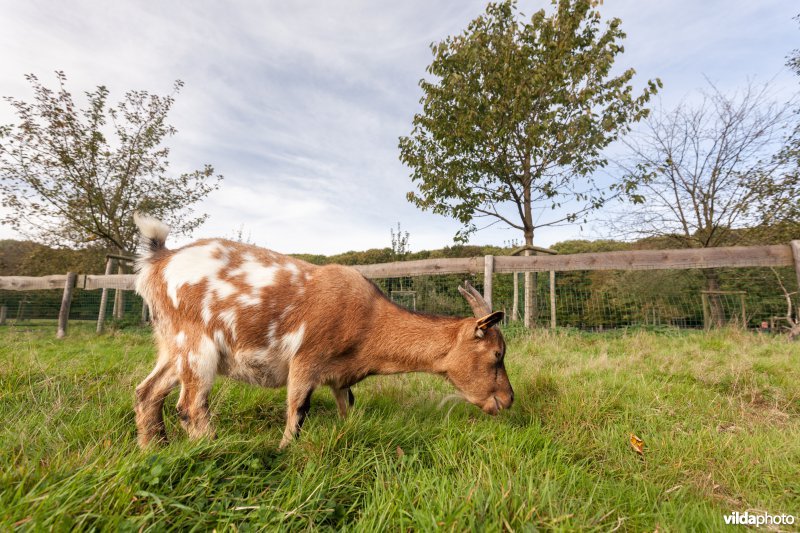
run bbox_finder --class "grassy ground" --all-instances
[1,323,798,531]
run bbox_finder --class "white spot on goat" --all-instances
[285,262,300,283]
[237,293,261,307]
[280,324,305,360]
[134,262,154,303]
[175,331,186,348]
[189,335,219,383]
[208,276,236,298]
[202,294,214,324]
[201,275,239,324]
[280,304,296,321]
[218,308,238,340]
[266,321,278,345]
[213,329,230,356]
[230,257,280,288]
[163,242,228,307]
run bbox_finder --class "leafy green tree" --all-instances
[0,72,221,255]
[399,0,659,326]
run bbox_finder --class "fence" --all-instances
[1,242,799,337]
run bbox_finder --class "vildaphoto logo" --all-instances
[723,511,795,527]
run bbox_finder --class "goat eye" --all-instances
[495,351,502,360]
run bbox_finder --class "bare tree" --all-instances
[768,268,800,339]
[615,81,798,326]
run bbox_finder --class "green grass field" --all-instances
[1,323,799,531]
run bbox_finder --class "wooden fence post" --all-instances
[57,272,77,339]
[512,272,519,321]
[739,293,747,329]
[141,302,149,324]
[701,293,710,331]
[96,258,114,333]
[483,255,494,310]
[113,261,125,319]
[792,241,800,297]
[550,270,556,330]
[523,250,533,328]
[0,305,6,325]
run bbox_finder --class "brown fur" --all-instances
[134,232,513,449]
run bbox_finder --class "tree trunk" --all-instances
[523,231,534,328]
[704,269,725,328]
[522,169,535,329]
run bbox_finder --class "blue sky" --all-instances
[0,0,796,254]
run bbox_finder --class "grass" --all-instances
[1,323,799,531]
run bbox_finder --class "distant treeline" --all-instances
[3,224,798,275]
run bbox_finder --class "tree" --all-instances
[0,72,221,255]
[399,0,659,327]
[615,81,798,325]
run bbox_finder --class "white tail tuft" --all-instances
[133,212,170,253]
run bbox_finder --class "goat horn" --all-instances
[458,280,492,318]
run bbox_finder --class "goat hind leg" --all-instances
[176,370,216,440]
[135,358,178,447]
[176,342,219,440]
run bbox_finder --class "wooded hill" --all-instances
[3,221,798,275]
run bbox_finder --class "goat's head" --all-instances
[438,282,514,415]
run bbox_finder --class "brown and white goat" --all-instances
[133,214,514,448]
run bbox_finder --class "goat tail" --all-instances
[133,212,170,257]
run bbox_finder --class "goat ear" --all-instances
[476,311,504,334]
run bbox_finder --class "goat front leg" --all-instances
[280,365,316,449]
[331,386,355,418]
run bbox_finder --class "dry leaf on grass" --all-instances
[629,433,645,457]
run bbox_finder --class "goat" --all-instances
[132,214,514,448]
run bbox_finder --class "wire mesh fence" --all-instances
[0,264,797,333]
[0,288,146,325]
[374,266,798,331]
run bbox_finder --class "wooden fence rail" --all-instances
[353,243,797,277]
[1,241,798,337]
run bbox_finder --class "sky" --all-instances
[0,0,797,254]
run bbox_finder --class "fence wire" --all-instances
[0,288,145,324]
[375,266,798,331]
[0,266,797,332]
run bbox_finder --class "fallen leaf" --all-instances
[396,446,405,458]
[629,433,645,457]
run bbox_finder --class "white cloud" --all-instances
[0,0,796,253]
